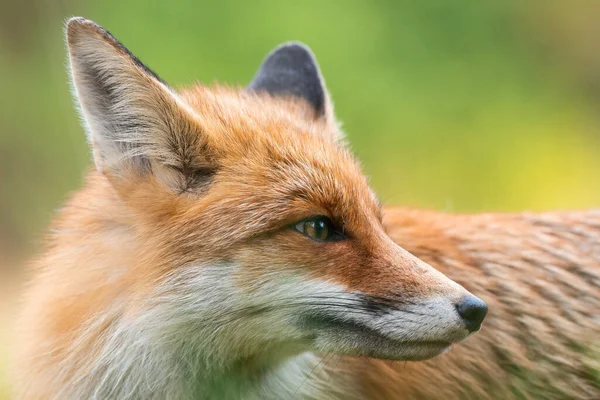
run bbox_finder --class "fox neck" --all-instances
[59,257,320,398]
[76,299,323,399]
[189,352,326,399]
[53,178,334,398]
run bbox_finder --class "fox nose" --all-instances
[456,296,488,332]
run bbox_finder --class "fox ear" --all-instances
[247,42,337,124]
[66,17,214,191]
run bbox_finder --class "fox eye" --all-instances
[292,216,344,242]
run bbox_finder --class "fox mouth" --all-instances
[302,313,453,361]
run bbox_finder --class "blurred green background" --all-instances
[1,0,599,397]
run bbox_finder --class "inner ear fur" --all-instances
[66,17,216,192]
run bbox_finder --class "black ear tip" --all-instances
[271,41,315,57]
[262,41,319,69]
[248,41,326,116]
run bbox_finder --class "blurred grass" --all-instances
[0,269,19,399]
[1,1,599,397]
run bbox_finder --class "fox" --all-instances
[12,16,597,400]
[14,17,486,399]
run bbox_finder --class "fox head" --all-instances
[64,17,486,370]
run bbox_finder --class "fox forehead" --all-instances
[175,84,382,228]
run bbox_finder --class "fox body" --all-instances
[13,17,596,400]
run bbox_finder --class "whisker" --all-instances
[291,354,330,400]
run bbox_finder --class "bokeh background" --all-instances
[1,0,599,397]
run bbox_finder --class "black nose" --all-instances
[456,296,488,332]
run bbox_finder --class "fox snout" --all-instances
[286,225,488,361]
[390,250,489,337]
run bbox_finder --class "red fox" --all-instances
[12,17,595,399]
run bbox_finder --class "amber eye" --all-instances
[292,216,344,242]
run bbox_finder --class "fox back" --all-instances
[14,18,487,399]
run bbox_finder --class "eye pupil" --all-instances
[305,219,329,240]
[293,216,343,242]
